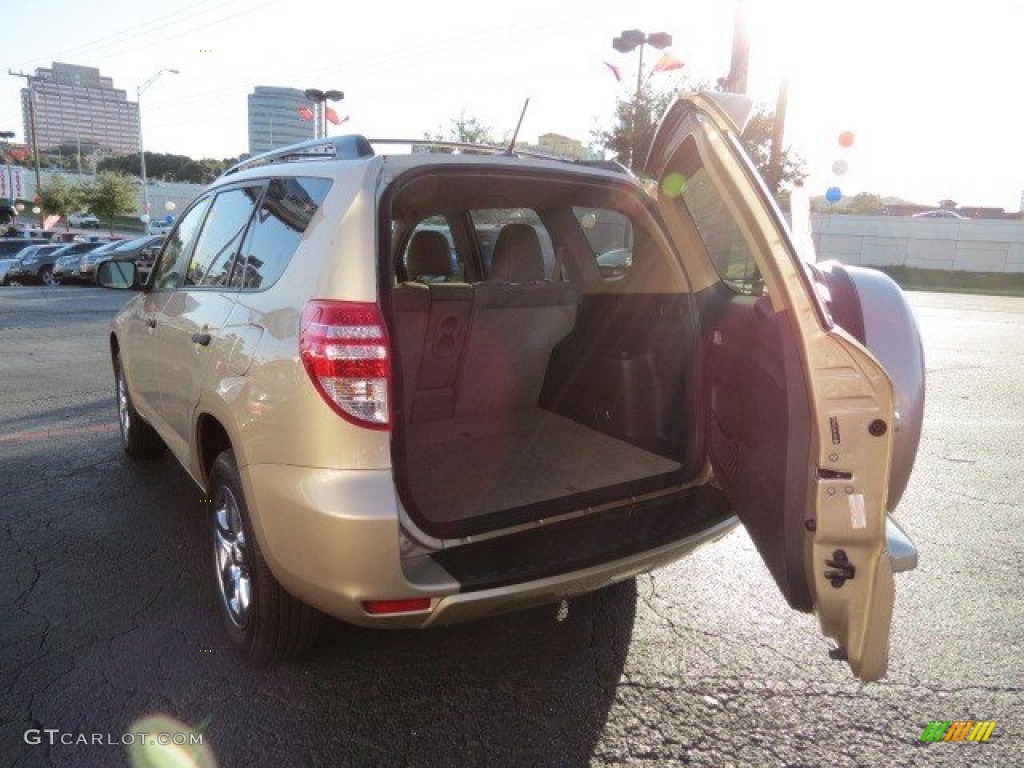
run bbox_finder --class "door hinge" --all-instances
[825,549,855,588]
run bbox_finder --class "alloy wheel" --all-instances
[212,486,252,628]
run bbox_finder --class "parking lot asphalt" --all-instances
[1,286,1020,767]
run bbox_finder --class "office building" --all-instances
[248,87,316,155]
[21,62,140,155]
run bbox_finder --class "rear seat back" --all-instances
[455,224,580,418]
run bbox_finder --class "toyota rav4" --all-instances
[97,93,923,681]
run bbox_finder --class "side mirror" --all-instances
[96,260,139,290]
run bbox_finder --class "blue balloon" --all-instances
[163,214,175,224]
[825,186,842,203]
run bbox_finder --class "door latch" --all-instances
[825,549,855,588]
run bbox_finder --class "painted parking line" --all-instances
[0,422,118,444]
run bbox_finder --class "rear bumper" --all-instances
[240,463,739,629]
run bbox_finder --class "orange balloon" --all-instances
[838,131,855,148]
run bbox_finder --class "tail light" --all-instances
[362,598,432,615]
[299,300,391,429]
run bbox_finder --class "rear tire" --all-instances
[209,450,322,664]
[114,354,166,459]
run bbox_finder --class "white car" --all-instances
[147,220,174,235]
[69,212,101,228]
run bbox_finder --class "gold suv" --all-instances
[98,93,922,681]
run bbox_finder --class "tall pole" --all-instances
[137,68,178,225]
[721,0,750,94]
[8,69,44,223]
[767,75,789,194]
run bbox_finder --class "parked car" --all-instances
[147,219,174,235]
[52,241,110,283]
[74,240,126,282]
[912,209,966,219]
[0,257,18,285]
[100,235,165,282]
[69,212,101,228]
[97,93,924,682]
[5,244,67,285]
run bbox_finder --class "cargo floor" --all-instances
[404,408,682,523]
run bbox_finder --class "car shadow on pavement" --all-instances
[2,430,636,767]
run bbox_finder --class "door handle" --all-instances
[146,317,157,328]
[191,333,212,347]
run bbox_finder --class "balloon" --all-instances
[831,159,848,176]
[826,187,843,203]
[163,214,175,224]
[838,131,855,148]
[165,201,176,212]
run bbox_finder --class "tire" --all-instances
[114,354,166,459]
[39,266,57,286]
[209,450,322,664]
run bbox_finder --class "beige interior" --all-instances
[405,407,681,522]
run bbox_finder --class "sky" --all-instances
[2,0,1022,210]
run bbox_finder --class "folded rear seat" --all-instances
[456,223,580,418]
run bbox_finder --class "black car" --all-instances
[8,242,105,286]
[4,244,67,285]
[52,241,112,284]
[101,235,165,281]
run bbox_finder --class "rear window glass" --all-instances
[234,177,332,291]
[572,207,634,280]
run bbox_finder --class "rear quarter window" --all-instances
[233,176,332,291]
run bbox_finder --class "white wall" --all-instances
[812,214,1024,273]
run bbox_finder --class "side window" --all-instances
[572,207,633,280]
[234,177,332,291]
[670,140,762,295]
[149,195,212,291]
[185,186,261,288]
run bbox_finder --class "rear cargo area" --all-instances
[405,407,682,522]
[385,168,703,537]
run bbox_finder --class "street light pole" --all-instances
[304,88,344,139]
[611,30,672,170]
[137,68,178,224]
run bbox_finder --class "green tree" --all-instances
[738,107,807,193]
[84,172,137,236]
[846,192,884,215]
[594,77,806,194]
[593,77,681,172]
[424,112,497,153]
[39,174,85,229]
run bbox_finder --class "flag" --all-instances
[325,107,347,126]
[653,53,685,73]
[603,61,622,82]
[298,106,314,121]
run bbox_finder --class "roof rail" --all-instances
[221,135,375,177]
[367,138,630,174]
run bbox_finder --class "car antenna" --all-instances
[504,98,530,156]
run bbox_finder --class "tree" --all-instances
[738,107,807,193]
[424,112,497,153]
[39,175,85,229]
[594,76,806,194]
[846,192,884,215]
[592,78,679,172]
[83,172,137,236]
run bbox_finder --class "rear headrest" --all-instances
[490,223,545,283]
[405,230,452,281]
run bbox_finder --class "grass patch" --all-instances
[876,266,1024,297]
